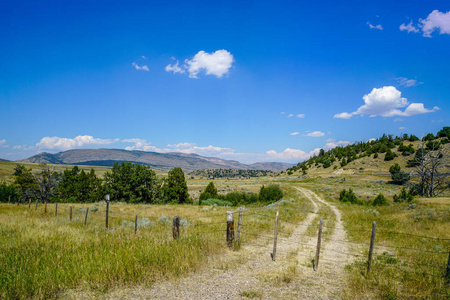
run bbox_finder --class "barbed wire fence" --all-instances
[3,200,450,288]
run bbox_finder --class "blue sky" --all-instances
[1,0,449,163]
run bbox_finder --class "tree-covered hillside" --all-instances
[287,127,449,174]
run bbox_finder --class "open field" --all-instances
[1,159,449,299]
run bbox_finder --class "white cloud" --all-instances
[334,86,439,119]
[266,148,315,161]
[394,118,404,122]
[36,135,119,151]
[290,132,300,136]
[132,62,149,71]
[399,127,406,130]
[396,77,423,87]
[420,10,450,37]
[400,10,450,37]
[303,131,325,137]
[0,139,8,148]
[165,60,185,74]
[400,21,419,33]
[368,138,376,142]
[333,112,354,119]
[166,50,234,78]
[325,138,335,143]
[280,112,286,115]
[367,22,383,30]
[324,140,350,149]
[296,114,305,118]
[287,114,294,118]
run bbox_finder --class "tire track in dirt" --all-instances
[89,187,356,299]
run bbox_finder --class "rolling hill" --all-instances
[17,149,293,171]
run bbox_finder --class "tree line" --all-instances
[0,162,191,204]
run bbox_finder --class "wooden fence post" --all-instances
[445,251,450,281]
[35,199,38,210]
[272,211,279,261]
[28,199,30,209]
[84,207,89,225]
[70,206,72,221]
[55,203,58,217]
[8,196,10,204]
[236,209,242,244]
[135,215,138,235]
[367,221,377,274]
[173,216,180,239]
[106,201,109,229]
[314,218,323,271]
[227,211,235,247]
[44,201,47,214]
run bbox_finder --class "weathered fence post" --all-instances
[367,221,377,274]
[236,209,242,244]
[70,206,72,221]
[272,211,279,261]
[35,199,38,210]
[445,251,450,281]
[8,196,10,204]
[84,207,89,225]
[55,203,58,217]
[105,195,110,230]
[135,215,138,235]
[44,201,47,214]
[28,199,30,208]
[314,218,323,271]
[227,211,235,247]
[173,216,180,239]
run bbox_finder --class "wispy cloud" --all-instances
[303,131,325,137]
[289,132,300,136]
[296,114,305,118]
[0,139,9,148]
[396,77,423,87]
[367,22,383,30]
[400,10,450,37]
[132,62,149,71]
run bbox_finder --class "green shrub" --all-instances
[393,188,413,203]
[339,188,360,204]
[259,184,283,203]
[389,163,410,185]
[372,194,389,206]
[384,150,396,161]
[0,182,18,203]
[200,198,233,206]
[224,191,257,206]
[373,153,379,158]
[199,182,218,201]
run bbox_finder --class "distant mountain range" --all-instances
[0,158,10,162]
[17,149,293,171]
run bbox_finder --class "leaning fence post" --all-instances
[84,207,89,225]
[272,211,279,261]
[55,203,58,217]
[70,206,72,221]
[135,215,138,234]
[173,216,180,239]
[367,221,377,274]
[314,218,323,271]
[236,209,242,244]
[227,211,235,247]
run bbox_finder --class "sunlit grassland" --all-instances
[0,183,309,299]
[300,178,450,299]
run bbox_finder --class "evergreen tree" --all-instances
[165,167,191,204]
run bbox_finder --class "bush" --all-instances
[389,163,410,185]
[373,153,379,159]
[200,198,233,206]
[384,150,396,161]
[259,184,283,203]
[199,182,218,201]
[372,194,389,206]
[393,188,413,203]
[224,191,257,206]
[339,188,360,204]
[0,182,18,203]
[322,159,331,168]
